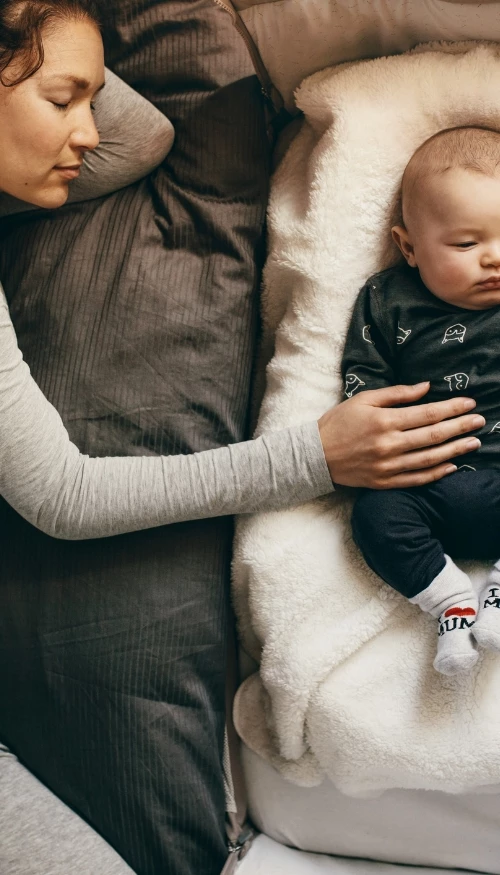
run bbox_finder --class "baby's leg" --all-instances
[458,470,500,650]
[352,487,478,675]
[474,564,500,650]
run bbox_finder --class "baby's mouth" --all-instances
[477,277,500,289]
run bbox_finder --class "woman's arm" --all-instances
[0,287,332,539]
[0,69,174,217]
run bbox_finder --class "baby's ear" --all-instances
[391,225,417,267]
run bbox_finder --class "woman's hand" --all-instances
[318,381,485,489]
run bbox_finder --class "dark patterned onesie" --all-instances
[342,262,500,598]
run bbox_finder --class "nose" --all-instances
[68,105,100,154]
[481,243,500,268]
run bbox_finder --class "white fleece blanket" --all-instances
[232,42,500,797]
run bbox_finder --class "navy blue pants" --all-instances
[351,469,500,599]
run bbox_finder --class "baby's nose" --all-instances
[481,242,500,266]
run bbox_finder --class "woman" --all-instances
[0,1,485,873]
[0,0,336,540]
[0,0,483,538]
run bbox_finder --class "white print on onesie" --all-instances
[490,422,500,434]
[442,324,466,344]
[444,373,469,391]
[345,373,366,397]
[396,323,411,345]
[362,325,374,344]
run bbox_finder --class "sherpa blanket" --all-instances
[232,42,500,798]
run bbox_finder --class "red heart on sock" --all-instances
[444,607,476,618]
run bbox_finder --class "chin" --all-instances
[31,184,69,210]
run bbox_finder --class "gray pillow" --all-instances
[0,2,269,874]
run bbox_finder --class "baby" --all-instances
[342,125,500,676]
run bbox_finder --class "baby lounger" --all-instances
[227,1,500,873]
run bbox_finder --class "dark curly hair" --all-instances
[0,0,101,87]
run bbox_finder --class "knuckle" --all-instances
[415,471,430,486]
[373,438,387,458]
[372,409,386,430]
[424,404,438,424]
[428,426,443,445]
[376,458,392,475]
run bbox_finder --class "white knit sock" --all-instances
[473,562,500,652]
[410,555,478,676]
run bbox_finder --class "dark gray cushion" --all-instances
[0,3,269,874]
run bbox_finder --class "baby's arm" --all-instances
[341,281,396,399]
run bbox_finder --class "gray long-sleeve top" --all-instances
[0,72,333,540]
[0,285,332,538]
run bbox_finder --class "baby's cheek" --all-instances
[436,255,471,287]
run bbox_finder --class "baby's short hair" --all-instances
[401,126,500,225]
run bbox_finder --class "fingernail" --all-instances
[471,415,486,427]
[444,465,457,474]
[414,381,430,388]
[466,438,481,449]
[463,399,476,410]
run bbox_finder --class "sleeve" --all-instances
[0,69,174,218]
[0,287,333,540]
[341,281,395,399]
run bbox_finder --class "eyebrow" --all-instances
[45,74,106,93]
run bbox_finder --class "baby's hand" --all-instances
[318,382,484,489]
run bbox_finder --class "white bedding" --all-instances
[232,42,500,797]
[241,746,500,874]
[239,834,490,875]
[234,1,500,112]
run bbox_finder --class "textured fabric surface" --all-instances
[0,2,270,874]
[0,744,134,875]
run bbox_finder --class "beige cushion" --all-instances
[234,0,500,111]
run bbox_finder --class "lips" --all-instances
[478,277,500,288]
[54,164,82,180]
[444,607,476,618]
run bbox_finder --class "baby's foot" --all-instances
[473,565,500,652]
[434,599,479,675]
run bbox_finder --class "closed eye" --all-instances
[453,242,476,249]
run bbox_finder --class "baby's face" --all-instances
[395,168,500,310]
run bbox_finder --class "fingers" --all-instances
[377,463,460,490]
[393,395,477,431]
[399,413,485,451]
[362,382,431,408]
[381,435,481,476]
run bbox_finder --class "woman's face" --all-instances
[0,17,104,208]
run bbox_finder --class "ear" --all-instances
[391,224,417,267]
